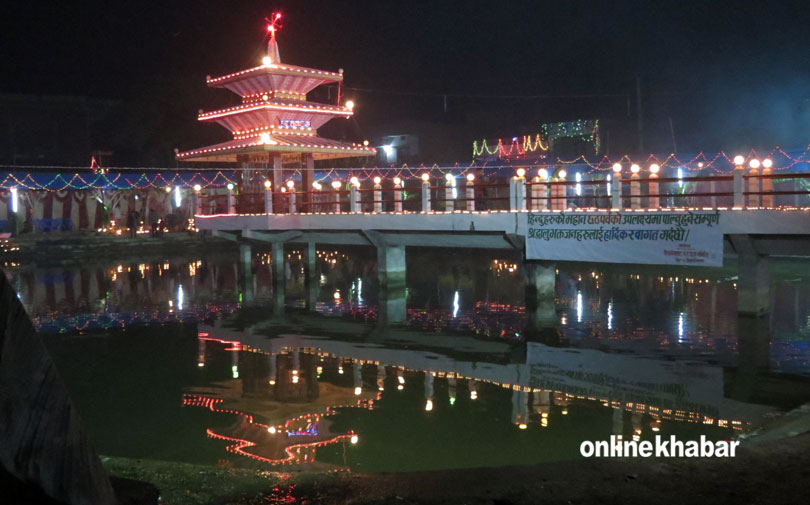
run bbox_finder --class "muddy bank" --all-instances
[2,232,238,266]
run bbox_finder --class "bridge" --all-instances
[194,167,810,320]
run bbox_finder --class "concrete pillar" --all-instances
[748,165,761,208]
[393,178,403,212]
[648,172,659,209]
[731,235,770,316]
[288,183,297,213]
[373,178,382,213]
[264,183,273,214]
[524,261,559,341]
[377,244,406,324]
[350,183,360,213]
[421,176,431,213]
[556,176,567,210]
[761,166,773,207]
[710,178,717,209]
[227,189,235,214]
[465,175,475,211]
[272,242,285,314]
[611,173,622,209]
[517,177,527,211]
[630,171,641,210]
[305,242,318,311]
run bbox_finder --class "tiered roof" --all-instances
[177,21,375,162]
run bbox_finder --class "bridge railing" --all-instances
[194,169,810,216]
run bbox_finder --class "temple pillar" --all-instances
[270,154,283,213]
[731,235,770,316]
[302,154,315,213]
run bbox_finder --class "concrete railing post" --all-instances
[509,177,517,210]
[287,182,297,213]
[630,164,641,210]
[350,179,360,213]
[761,160,773,207]
[648,165,660,209]
[445,174,455,212]
[227,185,236,214]
[421,174,431,213]
[557,171,567,210]
[331,181,342,213]
[733,166,744,208]
[193,187,202,216]
[373,177,382,213]
[393,177,403,212]
[748,160,761,208]
[263,181,273,214]
[465,174,475,211]
[611,172,622,209]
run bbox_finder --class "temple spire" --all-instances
[265,12,282,64]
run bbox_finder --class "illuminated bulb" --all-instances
[345,100,355,111]
[165,186,172,193]
[333,290,341,300]
[763,158,773,168]
[516,168,526,178]
[518,423,527,430]
[286,180,294,189]
[630,164,640,173]
[558,169,567,179]
[445,173,454,182]
[264,180,272,189]
[193,184,202,192]
[649,164,660,174]
[259,132,271,144]
[262,56,272,67]
[354,386,362,395]
[350,435,358,444]
[397,384,404,391]
[226,183,234,191]
[734,155,745,166]
[612,163,622,173]
[373,176,381,185]
[394,176,402,185]
[698,162,704,168]
[268,426,277,434]
[262,94,269,101]
[749,159,761,169]
[421,173,429,182]
[538,168,548,179]
[470,391,478,400]
[331,181,341,190]
[312,182,322,190]
[397,376,405,384]
[425,399,433,411]
[466,173,475,182]
[363,140,369,146]
[350,176,359,186]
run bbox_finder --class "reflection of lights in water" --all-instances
[678,312,685,343]
[292,375,299,384]
[452,290,460,318]
[354,386,362,395]
[541,418,548,427]
[356,278,363,306]
[560,315,567,325]
[231,365,239,379]
[198,362,204,367]
[607,301,613,330]
[397,375,405,384]
[397,384,404,391]
[338,366,344,375]
[470,391,478,400]
[518,423,527,430]
[268,426,277,434]
[425,399,433,411]
[177,284,184,311]
[677,167,684,188]
[333,290,341,301]
[319,274,327,286]
[575,172,582,196]
[350,434,358,444]
[606,174,612,194]
[449,396,456,405]
[576,291,582,323]
[561,409,568,415]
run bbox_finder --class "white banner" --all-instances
[525,211,723,266]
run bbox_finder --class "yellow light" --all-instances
[259,132,272,144]
[286,180,295,189]
[331,180,341,189]
[262,56,273,66]
[263,180,272,189]
[312,182,322,190]
[362,139,369,146]
[193,184,202,192]
[538,168,548,179]
[345,100,355,110]
[558,169,567,179]
[227,183,234,191]
[734,155,745,166]
[350,434,358,444]
[612,163,622,173]
[421,173,429,182]
[466,173,475,182]
[698,162,704,168]
[630,164,640,173]
[350,176,359,186]
[354,386,362,395]
[749,159,761,169]
[445,173,454,182]
[394,176,402,185]
[268,426,277,434]
[649,164,660,174]
[516,168,526,178]
[165,186,172,193]
[763,158,773,168]
[425,399,433,411]
[373,176,381,185]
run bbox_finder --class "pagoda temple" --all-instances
[176,13,375,208]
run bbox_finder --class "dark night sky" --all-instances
[3,0,810,163]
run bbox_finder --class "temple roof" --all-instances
[207,63,342,97]
[198,99,353,132]
[176,134,376,162]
